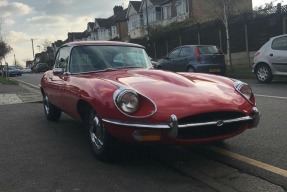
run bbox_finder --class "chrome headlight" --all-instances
[115,89,139,114]
[234,81,255,104]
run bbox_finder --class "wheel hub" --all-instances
[89,113,104,149]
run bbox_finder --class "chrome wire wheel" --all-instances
[86,108,114,161]
[89,111,104,150]
[44,96,50,115]
[43,95,61,121]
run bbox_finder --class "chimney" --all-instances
[113,6,123,15]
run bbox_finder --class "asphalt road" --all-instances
[8,73,287,191]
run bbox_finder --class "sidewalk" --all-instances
[0,82,42,105]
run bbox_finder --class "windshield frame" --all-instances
[67,45,153,74]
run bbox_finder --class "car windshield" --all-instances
[69,45,152,73]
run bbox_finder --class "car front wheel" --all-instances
[255,64,273,83]
[86,108,113,161]
[44,96,62,121]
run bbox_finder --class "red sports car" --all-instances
[40,41,260,161]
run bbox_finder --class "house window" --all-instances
[112,26,117,36]
[163,5,171,19]
[176,0,187,16]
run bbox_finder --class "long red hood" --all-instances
[89,69,251,120]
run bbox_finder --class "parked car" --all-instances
[40,41,260,161]
[2,66,21,77]
[155,45,226,75]
[35,63,49,73]
[252,34,287,83]
[21,67,32,73]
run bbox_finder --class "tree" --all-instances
[0,40,12,61]
[0,19,12,63]
[254,0,278,10]
[212,0,241,69]
[41,39,52,52]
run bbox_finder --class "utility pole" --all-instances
[145,0,150,39]
[31,39,35,60]
[14,54,16,66]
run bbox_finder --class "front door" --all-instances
[269,36,287,73]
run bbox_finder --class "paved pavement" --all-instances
[0,81,42,105]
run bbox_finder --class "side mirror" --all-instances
[53,68,64,75]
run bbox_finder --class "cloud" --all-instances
[27,15,66,27]
[3,18,15,26]
[0,1,32,17]
[7,31,31,44]
[36,0,129,18]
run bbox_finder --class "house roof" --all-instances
[130,1,142,12]
[87,22,94,30]
[95,18,114,28]
[68,32,87,40]
[111,8,128,22]
[150,0,166,4]
[95,8,128,28]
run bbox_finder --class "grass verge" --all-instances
[0,76,19,85]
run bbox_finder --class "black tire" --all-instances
[255,64,273,83]
[156,65,162,69]
[187,66,195,72]
[85,108,114,161]
[44,95,62,121]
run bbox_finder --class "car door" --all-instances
[176,46,193,72]
[269,36,287,72]
[58,46,80,116]
[162,48,181,71]
[45,47,70,109]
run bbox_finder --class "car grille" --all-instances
[177,111,246,139]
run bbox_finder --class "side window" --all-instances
[272,37,287,50]
[54,47,71,70]
[179,47,192,58]
[168,48,181,59]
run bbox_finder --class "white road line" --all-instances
[255,94,287,100]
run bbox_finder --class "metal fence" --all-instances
[138,4,287,59]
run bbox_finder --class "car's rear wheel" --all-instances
[255,64,273,83]
[85,108,113,161]
[44,96,62,121]
[187,66,195,72]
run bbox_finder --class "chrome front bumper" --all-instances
[102,107,260,138]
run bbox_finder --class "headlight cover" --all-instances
[115,89,139,114]
[234,81,255,105]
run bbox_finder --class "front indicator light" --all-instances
[132,130,161,141]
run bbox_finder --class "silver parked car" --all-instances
[252,34,287,83]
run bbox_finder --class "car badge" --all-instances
[216,120,224,127]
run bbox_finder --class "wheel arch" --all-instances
[254,62,270,73]
[77,99,93,122]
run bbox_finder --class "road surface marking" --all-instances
[255,94,287,100]
[206,146,287,177]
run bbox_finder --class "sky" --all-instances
[1,0,286,66]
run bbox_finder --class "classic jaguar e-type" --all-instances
[40,41,260,160]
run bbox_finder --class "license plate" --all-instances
[209,69,220,72]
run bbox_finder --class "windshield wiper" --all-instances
[116,66,143,69]
[101,68,118,72]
